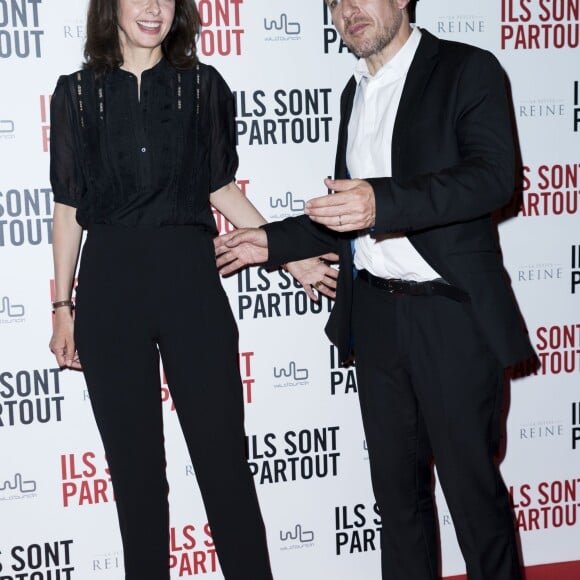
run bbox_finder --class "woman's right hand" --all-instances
[49,309,82,369]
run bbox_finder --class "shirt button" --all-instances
[141,147,146,153]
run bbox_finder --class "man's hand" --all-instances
[215,227,268,275]
[214,229,339,302]
[305,178,376,232]
[286,254,339,301]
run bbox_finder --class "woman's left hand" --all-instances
[285,253,339,301]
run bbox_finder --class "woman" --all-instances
[48,1,336,578]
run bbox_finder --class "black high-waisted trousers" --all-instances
[74,225,272,580]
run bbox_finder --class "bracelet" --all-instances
[52,300,74,311]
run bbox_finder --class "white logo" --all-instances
[0,296,25,319]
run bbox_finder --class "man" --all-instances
[216,1,535,578]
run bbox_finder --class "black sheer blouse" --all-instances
[50,59,238,231]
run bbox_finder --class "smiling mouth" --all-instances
[137,21,162,31]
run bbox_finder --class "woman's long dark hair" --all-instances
[84,0,200,72]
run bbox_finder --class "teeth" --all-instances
[137,21,161,29]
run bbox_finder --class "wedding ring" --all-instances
[338,215,342,226]
[314,280,324,289]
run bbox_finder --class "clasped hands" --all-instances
[214,178,376,300]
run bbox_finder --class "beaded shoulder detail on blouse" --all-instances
[75,72,84,128]
[75,63,200,121]
[196,63,200,116]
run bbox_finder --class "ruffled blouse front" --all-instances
[50,59,238,231]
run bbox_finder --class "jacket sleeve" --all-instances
[262,215,339,269]
[370,49,515,235]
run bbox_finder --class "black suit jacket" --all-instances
[264,30,535,367]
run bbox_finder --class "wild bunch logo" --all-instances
[197,0,244,57]
[246,426,340,484]
[334,502,382,556]
[0,472,37,501]
[0,539,74,579]
[0,118,15,140]
[0,296,25,324]
[501,0,580,49]
[0,0,44,59]
[268,190,305,220]
[279,523,315,551]
[0,187,53,246]
[263,12,301,43]
[273,360,309,389]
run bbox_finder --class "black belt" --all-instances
[357,269,469,303]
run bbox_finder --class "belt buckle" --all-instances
[406,280,424,296]
[388,279,407,295]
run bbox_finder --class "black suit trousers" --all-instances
[74,225,272,580]
[352,276,522,580]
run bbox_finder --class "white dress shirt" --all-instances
[348,27,441,282]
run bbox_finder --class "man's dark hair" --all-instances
[407,0,419,23]
[84,0,200,73]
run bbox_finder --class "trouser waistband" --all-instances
[357,269,469,303]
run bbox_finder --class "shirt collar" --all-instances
[354,26,422,84]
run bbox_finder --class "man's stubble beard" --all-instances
[345,9,403,59]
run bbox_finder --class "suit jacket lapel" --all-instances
[392,29,439,177]
[336,30,440,182]
[334,32,439,263]
[334,76,356,180]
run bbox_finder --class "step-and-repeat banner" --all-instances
[1,1,578,579]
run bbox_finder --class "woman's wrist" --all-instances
[52,300,75,312]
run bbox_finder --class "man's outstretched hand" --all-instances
[215,228,269,275]
[214,228,339,301]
